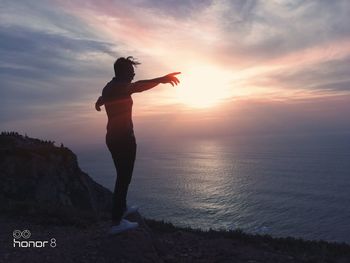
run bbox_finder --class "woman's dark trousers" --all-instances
[106,133,136,223]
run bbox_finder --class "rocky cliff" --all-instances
[0,132,111,214]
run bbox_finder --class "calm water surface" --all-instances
[76,133,350,243]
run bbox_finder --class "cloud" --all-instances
[0,0,97,37]
[132,94,350,140]
[217,0,350,60]
[129,0,213,18]
[59,1,350,85]
[0,25,117,77]
[275,56,350,92]
[0,24,119,117]
[244,54,350,96]
[0,1,121,129]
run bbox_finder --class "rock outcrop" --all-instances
[0,132,112,214]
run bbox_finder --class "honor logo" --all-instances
[13,230,56,248]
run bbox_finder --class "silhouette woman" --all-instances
[95,56,180,234]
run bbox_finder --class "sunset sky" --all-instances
[1,0,350,147]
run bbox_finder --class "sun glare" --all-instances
[176,65,233,108]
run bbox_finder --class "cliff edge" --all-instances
[0,131,112,215]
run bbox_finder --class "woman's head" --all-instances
[114,56,140,82]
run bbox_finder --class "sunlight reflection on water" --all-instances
[77,134,350,243]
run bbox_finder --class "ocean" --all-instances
[75,133,350,244]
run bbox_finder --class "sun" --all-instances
[175,65,232,108]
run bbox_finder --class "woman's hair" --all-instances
[114,56,141,78]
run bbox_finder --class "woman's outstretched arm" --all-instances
[94,72,181,111]
[131,72,181,93]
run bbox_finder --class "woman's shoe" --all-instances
[108,219,139,235]
[122,205,139,218]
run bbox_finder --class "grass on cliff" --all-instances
[144,218,350,261]
[2,198,349,261]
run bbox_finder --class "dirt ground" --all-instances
[1,212,349,263]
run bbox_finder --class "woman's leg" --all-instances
[106,134,137,224]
